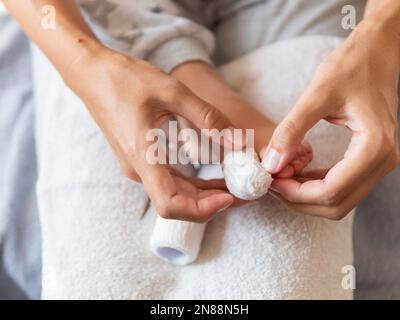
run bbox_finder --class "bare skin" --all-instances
[3,0,245,222]
[263,0,400,220]
[4,0,399,222]
[171,62,313,179]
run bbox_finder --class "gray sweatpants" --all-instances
[83,0,365,70]
[176,0,366,65]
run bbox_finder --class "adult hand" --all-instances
[262,10,400,220]
[73,49,241,222]
[4,0,239,222]
[171,61,313,180]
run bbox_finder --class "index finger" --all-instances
[271,132,383,205]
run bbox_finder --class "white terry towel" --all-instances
[166,36,353,300]
[34,36,354,299]
[149,35,353,267]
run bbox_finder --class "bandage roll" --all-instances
[149,164,223,265]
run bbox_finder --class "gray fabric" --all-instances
[0,245,28,300]
[0,15,41,299]
[173,0,365,65]
[79,0,215,73]
[353,98,400,300]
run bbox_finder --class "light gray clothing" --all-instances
[80,0,365,71]
[79,0,215,72]
[0,14,41,299]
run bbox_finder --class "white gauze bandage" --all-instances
[223,150,272,200]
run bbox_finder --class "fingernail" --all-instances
[225,127,245,150]
[262,148,280,172]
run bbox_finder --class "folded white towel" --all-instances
[34,36,354,299]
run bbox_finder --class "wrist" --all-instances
[63,41,143,101]
[354,23,400,74]
[359,2,400,71]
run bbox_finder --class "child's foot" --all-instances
[268,140,313,178]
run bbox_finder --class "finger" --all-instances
[138,109,237,222]
[170,167,228,190]
[170,89,246,150]
[187,176,249,209]
[137,161,178,208]
[270,131,382,206]
[196,190,235,221]
[140,162,234,222]
[275,165,295,178]
[230,197,251,208]
[275,144,313,178]
[297,168,331,180]
[270,153,394,220]
[189,177,227,190]
[261,87,331,174]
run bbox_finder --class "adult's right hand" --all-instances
[3,0,238,222]
[72,49,238,222]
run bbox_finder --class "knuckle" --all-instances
[146,77,185,107]
[382,136,396,155]
[161,79,186,102]
[201,106,222,129]
[367,132,394,161]
[324,204,355,221]
[326,208,346,221]
[158,207,174,220]
[321,189,342,207]
[273,119,299,148]
[371,124,397,152]
[387,149,400,171]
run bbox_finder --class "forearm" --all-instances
[362,0,400,49]
[3,0,104,85]
[364,0,382,17]
[364,0,400,20]
[347,0,400,75]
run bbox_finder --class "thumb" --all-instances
[261,94,327,174]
